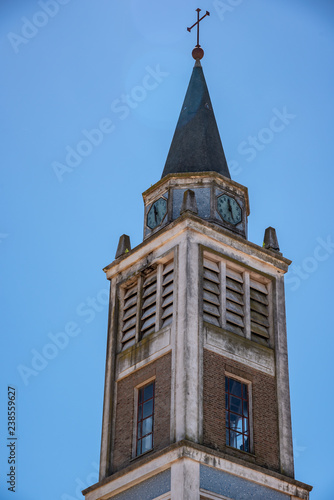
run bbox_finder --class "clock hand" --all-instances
[227,199,234,221]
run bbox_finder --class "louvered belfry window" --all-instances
[161,260,174,327]
[203,257,221,327]
[141,270,158,339]
[202,252,270,345]
[250,279,269,343]
[121,282,138,350]
[120,257,174,350]
[225,267,245,336]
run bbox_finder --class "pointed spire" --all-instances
[161,60,230,179]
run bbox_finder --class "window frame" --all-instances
[133,377,156,458]
[225,373,253,454]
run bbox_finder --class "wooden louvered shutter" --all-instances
[121,283,138,350]
[161,260,174,327]
[140,271,157,338]
[225,267,244,336]
[250,279,269,343]
[203,258,221,327]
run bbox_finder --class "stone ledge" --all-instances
[83,440,312,499]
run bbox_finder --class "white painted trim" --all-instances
[105,219,289,282]
[99,278,117,479]
[153,493,170,500]
[170,246,178,445]
[174,235,188,441]
[274,275,294,477]
[199,489,232,500]
[171,459,200,499]
[84,445,309,500]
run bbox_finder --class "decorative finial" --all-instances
[187,8,210,60]
[263,227,281,253]
[180,189,198,215]
[115,234,131,259]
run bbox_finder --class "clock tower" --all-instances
[82,24,312,500]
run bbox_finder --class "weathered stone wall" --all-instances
[112,352,171,472]
[203,348,280,473]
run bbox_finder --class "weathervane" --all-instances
[187,8,210,60]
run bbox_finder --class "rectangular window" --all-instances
[202,251,271,345]
[136,382,155,456]
[120,257,174,350]
[225,376,250,453]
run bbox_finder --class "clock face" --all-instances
[217,194,242,226]
[147,198,167,230]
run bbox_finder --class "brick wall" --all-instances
[203,348,280,472]
[112,352,171,472]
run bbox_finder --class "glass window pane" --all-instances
[243,400,248,417]
[225,412,229,428]
[226,429,230,446]
[137,440,142,456]
[229,379,242,397]
[236,432,243,450]
[139,388,143,404]
[142,416,153,436]
[138,404,142,420]
[143,400,153,418]
[225,393,228,409]
[225,377,228,392]
[243,417,248,433]
[142,434,153,453]
[230,413,242,433]
[242,384,248,400]
[229,430,238,448]
[243,436,249,453]
[137,421,142,439]
[230,395,242,415]
[144,383,154,401]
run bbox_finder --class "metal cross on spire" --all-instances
[187,8,210,60]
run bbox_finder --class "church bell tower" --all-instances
[83,12,312,500]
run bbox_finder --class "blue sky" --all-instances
[1,1,334,499]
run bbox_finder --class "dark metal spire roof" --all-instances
[161,60,231,179]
